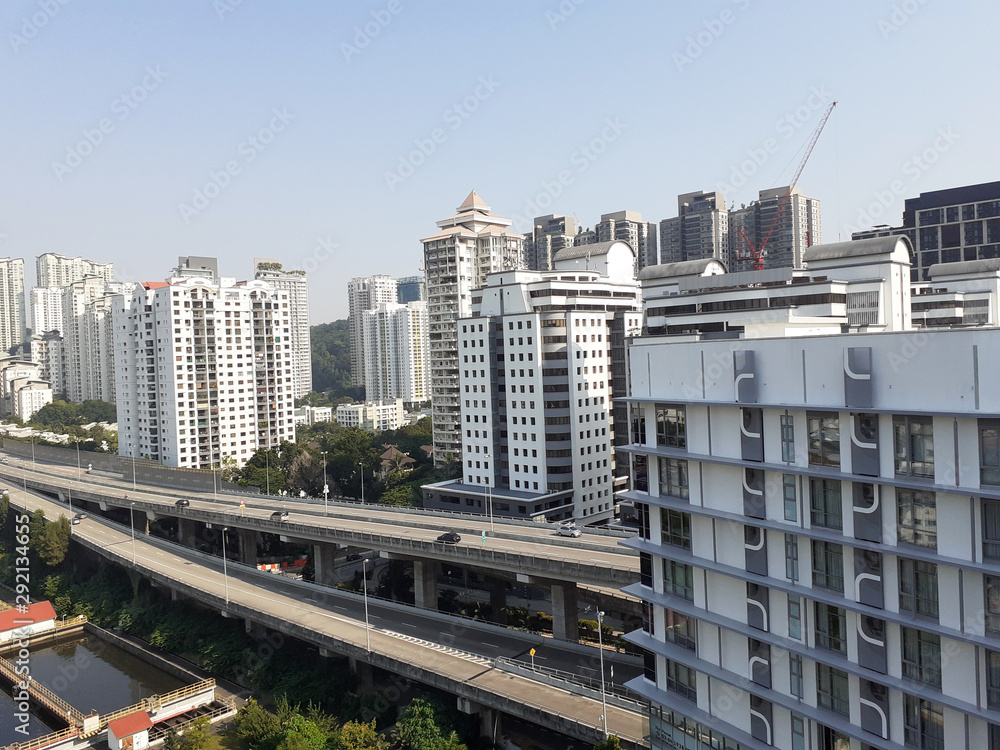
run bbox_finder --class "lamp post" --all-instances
[362,558,371,653]
[484,452,494,534]
[265,448,270,496]
[358,462,365,504]
[129,501,136,565]
[128,442,137,490]
[30,436,35,469]
[213,463,218,501]
[597,610,608,739]
[222,527,230,605]
[322,451,329,515]
[75,440,82,478]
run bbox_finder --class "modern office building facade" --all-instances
[422,191,524,466]
[729,187,821,272]
[362,300,430,406]
[36,253,114,288]
[0,258,26,354]
[523,214,577,271]
[347,275,398,390]
[253,258,312,398]
[621,235,1000,750]
[396,275,427,304]
[659,191,729,266]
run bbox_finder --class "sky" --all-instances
[1,0,997,323]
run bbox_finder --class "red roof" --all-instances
[108,711,153,737]
[0,601,57,632]
[141,281,169,289]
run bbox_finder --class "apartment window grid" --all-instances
[655,404,686,449]
[987,575,1000,633]
[780,413,795,462]
[985,501,1000,561]
[987,650,1000,709]
[784,533,799,582]
[810,478,843,530]
[789,654,804,698]
[663,559,694,601]
[981,419,1000,486]
[816,664,850,716]
[894,415,935,480]
[807,412,840,467]
[899,558,940,619]
[660,508,691,550]
[658,456,689,500]
[897,490,938,549]
[663,609,697,651]
[783,474,797,522]
[901,627,942,688]
[812,541,844,592]
[788,596,802,639]
[663,658,697,702]
[815,602,847,653]
[903,694,945,750]
[991,723,1000,750]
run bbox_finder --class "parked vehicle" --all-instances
[436,531,461,544]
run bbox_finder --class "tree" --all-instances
[333,720,389,750]
[275,715,328,750]
[38,515,71,566]
[593,736,623,750]
[233,698,282,749]
[164,716,211,750]
[377,485,413,507]
[391,699,466,750]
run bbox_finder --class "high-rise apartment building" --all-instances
[0,258,26,354]
[172,256,219,281]
[347,275,398,390]
[523,214,577,271]
[852,180,1000,283]
[114,276,294,467]
[62,276,119,403]
[36,253,113,288]
[421,240,641,522]
[362,301,430,406]
[30,331,64,396]
[729,187,821,272]
[253,258,312,398]
[422,191,524,466]
[659,191,729,265]
[31,286,63,335]
[396,276,426,304]
[620,235,1000,750]
[577,210,658,272]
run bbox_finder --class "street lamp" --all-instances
[362,558,371,653]
[265,449,270,496]
[128,442,137,490]
[358,462,365,503]
[129,501,136,565]
[597,610,608,739]
[213,463,218,501]
[484,452,494,534]
[221,527,230,605]
[30,436,35,469]
[321,451,329,515]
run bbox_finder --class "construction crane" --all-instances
[737,100,837,271]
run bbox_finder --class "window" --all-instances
[900,559,939,619]
[631,407,646,445]
[784,534,799,582]
[981,419,1000,486]
[661,509,691,549]
[791,716,806,750]
[663,559,694,601]
[815,602,847,653]
[894,415,935,479]
[633,454,648,493]
[901,627,942,687]
[655,404,686,448]
[812,541,844,592]
[810,478,843,530]
[816,664,850,715]
[781,414,795,462]
[636,502,650,540]
[897,490,937,549]
[988,650,1000,709]
[664,658,697,701]
[789,654,803,698]
[639,552,652,587]
[985,501,1000,561]
[783,474,797,521]
[658,457,689,499]
[807,412,840,467]
[904,695,944,750]
[663,609,696,651]
[787,596,802,639]
[990,723,1000,750]
[986,575,1000,633]
[818,725,850,750]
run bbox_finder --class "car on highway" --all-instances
[436,531,461,544]
[557,523,582,538]
[175,498,191,508]
[345,553,362,562]
[271,510,290,522]
[71,513,87,525]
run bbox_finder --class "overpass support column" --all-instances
[313,543,338,587]
[551,581,579,641]
[237,529,258,566]
[457,698,501,744]
[412,559,437,610]
[177,518,199,547]
[489,578,507,625]
[348,657,374,690]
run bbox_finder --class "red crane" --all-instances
[737,100,837,271]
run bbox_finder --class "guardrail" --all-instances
[92,679,216,732]
[2,725,79,750]
[494,656,645,710]
[0,654,85,725]
[146,697,237,742]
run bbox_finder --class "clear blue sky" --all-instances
[1,0,996,322]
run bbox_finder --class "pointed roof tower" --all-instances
[458,190,491,213]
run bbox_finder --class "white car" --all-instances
[557,523,581,538]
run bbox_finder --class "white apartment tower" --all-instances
[114,276,294,467]
[659,190,730,265]
[36,253,113,288]
[62,276,116,403]
[31,287,64,335]
[729,187,822,272]
[253,258,312,397]
[347,275,398,389]
[362,300,430,406]
[0,258,26,353]
[422,191,524,466]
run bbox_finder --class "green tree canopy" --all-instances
[391,699,466,750]
[333,720,389,750]
[38,515,71,566]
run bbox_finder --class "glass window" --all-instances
[661,509,691,549]
[791,715,806,750]
[986,501,1000,561]
[633,454,648,493]
[658,457,689,500]
[664,658,697,701]
[630,406,646,445]
[807,412,840,467]
[788,596,802,639]
[899,559,939,619]
[987,575,1000,634]
[643,649,656,681]
[655,404,686,449]
[636,502,650,540]
[812,541,844,592]
[894,415,935,479]
[783,474,797,521]
[815,602,847,653]
[785,533,799,582]
[664,608,696,651]
[982,419,1000,486]
[781,414,795,462]
[639,552,652,587]
[663,559,694,601]
[990,723,1000,750]
[901,627,942,688]
[642,602,654,635]
[789,654,803,698]
[897,490,937,549]
[904,695,944,750]
[816,664,850,715]
[818,725,850,750]
[810,478,843,530]
[987,651,1000,709]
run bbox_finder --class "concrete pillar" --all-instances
[412,559,437,610]
[550,581,579,641]
[489,578,507,626]
[245,619,267,639]
[238,529,258,566]
[457,699,500,743]
[177,518,199,547]
[349,657,373,690]
[314,543,338,586]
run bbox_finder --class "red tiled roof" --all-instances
[141,281,169,289]
[108,711,153,738]
[0,601,56,632]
